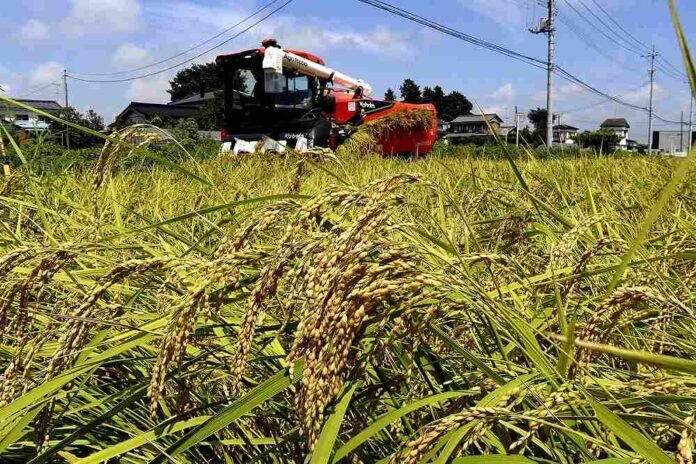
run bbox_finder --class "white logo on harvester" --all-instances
[361,101,376,110]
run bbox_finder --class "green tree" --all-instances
[440,91,473,121]
[399,79,422,103]
[196,91,224,131]
[422,85,446,115]
[527,108,548,145]
[168,63,221,102]
[384,88,397,101]
[51,106,105,148]
[574,129,621,153]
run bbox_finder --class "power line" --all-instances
[558,82,649,113]
[586,0,648,52]
[354,0,549,71]
[356,0,684,125]
[561,0,686,82]
[67,0,294,83]
[560,0,643,56]
[15,79,61,99]
[70,0,286,77]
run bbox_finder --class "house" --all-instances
[553,124,579,145]
[437,119,450,137]
[0,99,62,136]
[111,92,216,128]
[652,130,695,155]
[445,114,504,144]
[600,118,630,150]
[112,102,202,128]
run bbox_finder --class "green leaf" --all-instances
[587,395,672,464]
[151,360,305,463]
[0,405,42,453]
[333,391,470,462]
[0,365,91,424]
[451,456,538,463]
[310,385,357,464]
[75,416,210,464]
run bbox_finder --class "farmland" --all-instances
[1,139,695,462]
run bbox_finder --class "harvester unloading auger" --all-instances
[217,39,437,155]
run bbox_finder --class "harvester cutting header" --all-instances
[216,39,437,155]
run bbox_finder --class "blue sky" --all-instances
[1,0,694,141]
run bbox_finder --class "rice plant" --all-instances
[0,2,694,463]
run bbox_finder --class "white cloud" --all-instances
[27,61,63,87]
[622,83,666,105]
[19,19,49,42]
[492,83,515,100]
[126,74,171,103]
[145,2,410,58]
[457,0,525,27]
[112,44,152,69]
[533,83,586,103]
[0,84,10,94]
[62,0,142,36]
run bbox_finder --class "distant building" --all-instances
[111,91,216,128]
[445,114,504,144]
[0,99,62,136]
[553,124,579,145]
[652,130,695,155]
[600,118,630,150]
[437,119,450,137]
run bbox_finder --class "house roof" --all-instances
[450,114,503,124]
[600,118,630,128]
[169,91,216,106]
[553,124,579,131]
[0,99,62,113]
[115,102,201,123]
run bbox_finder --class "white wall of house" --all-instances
[553,129,578,144]
[0,108,51,131]
[608,127,629,150]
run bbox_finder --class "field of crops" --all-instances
[0,3,694,461]
[0,135,695,463]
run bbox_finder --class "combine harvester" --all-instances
[217,39,437,155]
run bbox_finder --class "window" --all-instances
[15,114,29,121]
[273,75,312,108]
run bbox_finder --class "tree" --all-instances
[196,91,224,131]
[168,63,221,102]
[422,85,446,115]
[440,91,473,121]
[384,88,396,102]
[84,109,104,132]
[51,107,105,148]
[527,108,548,145]
[574,129,621,153]
[399,79,422,103]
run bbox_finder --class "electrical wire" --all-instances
[67,0,294,83]
[16,80,61,99]
[558,82,649,113]
[354,0,549,71]
[70,0,286,77]
[356,0,684,125]
[560,0,643,56]
[562,0,686,82]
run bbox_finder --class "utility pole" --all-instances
[644,46,656,155]
[515,105,520,148]
[680,111,684,153]
[689,95,694,152]
[530,0,556,148]
[63,69,70,149]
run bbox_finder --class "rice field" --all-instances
[0,2,695,462]
[0,139,695,463]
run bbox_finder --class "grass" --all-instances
[0,2,695,462]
